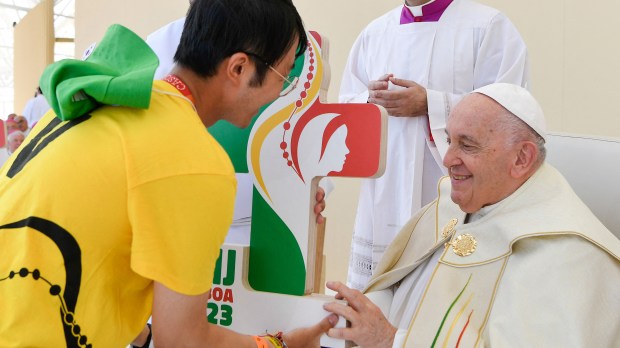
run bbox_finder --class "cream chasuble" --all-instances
[365,164,620,347]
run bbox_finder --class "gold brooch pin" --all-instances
[441,218,458,238]
[451,234,477,257]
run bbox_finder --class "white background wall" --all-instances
[74,0,620,286]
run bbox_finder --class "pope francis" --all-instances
[323,83,620,347]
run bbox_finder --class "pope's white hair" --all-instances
[495,108,546,166]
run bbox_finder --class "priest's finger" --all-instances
[389,76,421,88]
[368,76,391,91]
[377,73,393,81]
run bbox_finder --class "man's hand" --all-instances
[281,313,339,348]
[152,282,336,347]
[314,187,326,224]
[130,324,151,348]
[323,281,397,348]
[367,74,393,98]
[367,75,428,117]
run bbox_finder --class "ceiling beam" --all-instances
[0,3,74,19]
[0,3,31,12]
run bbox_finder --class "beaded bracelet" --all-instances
[262,331,288,348]
[264,335,284,348]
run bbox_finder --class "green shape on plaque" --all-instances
[248,187,306,295]
[208,118,256,173]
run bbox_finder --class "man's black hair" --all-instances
[174,0,308,85]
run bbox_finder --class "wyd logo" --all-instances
[207,248,236,326]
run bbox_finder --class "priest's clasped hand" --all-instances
[367,74,428,117]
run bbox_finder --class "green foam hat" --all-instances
[40,24,159,121]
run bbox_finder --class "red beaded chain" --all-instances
[280,40,315,176]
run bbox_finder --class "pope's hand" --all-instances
[323,281,397,348]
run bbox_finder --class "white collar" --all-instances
[467,199,502,223]
[405,0,438,17]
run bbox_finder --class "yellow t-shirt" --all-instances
[0,81,236,347]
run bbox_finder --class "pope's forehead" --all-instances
[450,94,505,123]
[447,97,510,142]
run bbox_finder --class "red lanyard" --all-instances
[163,74,195,104]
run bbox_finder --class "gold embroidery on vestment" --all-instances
[442,218,458,238]
[451,233,477,256]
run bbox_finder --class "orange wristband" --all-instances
[252,335,269,348]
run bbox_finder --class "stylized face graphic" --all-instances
[320,124,349,173]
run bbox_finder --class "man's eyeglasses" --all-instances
[242,51,299,97]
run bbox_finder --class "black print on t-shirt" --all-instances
[0,217,90,348]
[7,114,92,178]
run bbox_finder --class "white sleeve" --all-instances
[365,288,394,318]
[22,98,34,122]
[339,31,371,104]
[146,18,185,80]
[429,12,529,158]
[392,329,409,348]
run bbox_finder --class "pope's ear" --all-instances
[511,141,538,178]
